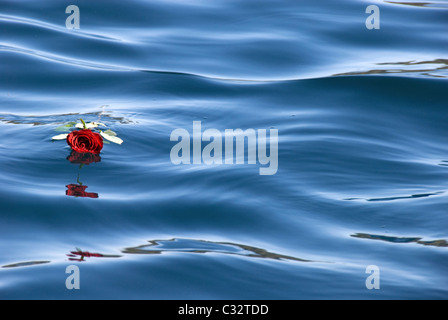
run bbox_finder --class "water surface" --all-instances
[1,0,447,299]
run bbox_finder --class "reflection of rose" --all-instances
[67,129,103,154]
[69,251,103,257]
[66,250,104,261]
[66,184,98,198]
[67,151,101,165]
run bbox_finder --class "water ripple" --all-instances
[122,238,315,263]
[0,14,124,42]
[351,233,448,247]
[0,238,318,269]
[0,111,134,126]
[2,261,50,268]
[0,43,295,82]
[344,191,445,202]
[0,44,134,71]
[333,59,448,78]
[385,1,448,8]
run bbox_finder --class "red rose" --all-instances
[67,129,103,154]
[66,184,99,198]
[66,151,101,165]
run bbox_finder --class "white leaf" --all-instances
[51,133,68,140]
[75,122,101,129]
[100,131,123,144]
[92,122,106,127]
[103,129,116,136]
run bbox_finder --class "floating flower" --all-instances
[51,118,123,148]
[51,118,123,199]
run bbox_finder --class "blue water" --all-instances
[1,0,447,299]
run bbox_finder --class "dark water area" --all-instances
[0,0,447,299]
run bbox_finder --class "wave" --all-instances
[0,109,135,128]
[384,1,448,8]
[351,233,448,247]
[0,44,134,71]
[0,14,123,42]
[333,59,448,79]
[345,191,445,202]
[1,238,318,269]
